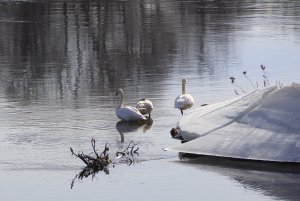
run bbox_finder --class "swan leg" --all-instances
[180,110,183,115]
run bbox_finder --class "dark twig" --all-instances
[91,139,99,158]
[261,64,270,87]
[229,76,246,95]
[243,71,257,89]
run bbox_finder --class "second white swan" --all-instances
[174,79,194,115]
[136,98,154,118]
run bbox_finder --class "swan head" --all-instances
[115,88,124,96]
[182,78,186,85]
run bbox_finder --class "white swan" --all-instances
[115,88,146,122]
[136,98,154,118]
[174,79,194,115]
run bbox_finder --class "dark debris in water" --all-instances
[170,128,184,141]
[70,139,140,189]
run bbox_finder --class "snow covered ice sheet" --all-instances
[166,83,300,162]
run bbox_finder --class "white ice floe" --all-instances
[166,83,300,163]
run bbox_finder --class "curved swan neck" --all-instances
[182,79,186,94]
[118,89,124,108]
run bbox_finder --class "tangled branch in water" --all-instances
[70,139,140,189]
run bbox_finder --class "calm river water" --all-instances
[0,0,300,200]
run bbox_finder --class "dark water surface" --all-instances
[0,0,300,200]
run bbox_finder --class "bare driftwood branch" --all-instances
[70,139,140,189]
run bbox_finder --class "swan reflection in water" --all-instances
[116,117,153,143]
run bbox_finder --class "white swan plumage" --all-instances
[136,98,154,118]
[174,79,194,115]
[115,88,147,122]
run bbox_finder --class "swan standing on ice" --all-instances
[174,79,194,115]
[115,88,147,122]
[136,98,154,118]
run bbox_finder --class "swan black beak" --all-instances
[115,91,118,96]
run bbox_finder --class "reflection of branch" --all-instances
[71,164,109,189]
